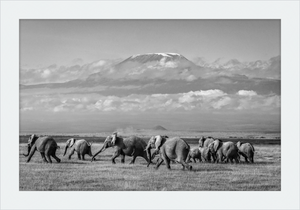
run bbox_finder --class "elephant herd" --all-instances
[22,133,255,170]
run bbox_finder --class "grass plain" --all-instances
[19,135,281,191]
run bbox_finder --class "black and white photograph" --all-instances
[19,19,281,191]
[0,1,299,209]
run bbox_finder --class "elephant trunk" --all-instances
[91,143,106,162]
[88,146,93,157]
[23,144,31,157]
[146,146,152,167]
[63,145,68,156]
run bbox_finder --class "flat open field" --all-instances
[19,136,281,191]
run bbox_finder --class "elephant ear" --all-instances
[154,135,163,150]
[67,138,76,147]
[155,135,167,149]
[213,140,221,152]
[208,142,214,153]
[199,136,205,147]
[111,132,118,145]
[28,134,38,145]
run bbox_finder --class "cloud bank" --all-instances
[20,89,280,113]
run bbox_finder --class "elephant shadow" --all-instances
[192,167,234,172]
[55,161,87,165]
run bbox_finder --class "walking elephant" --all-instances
[236,141,255,163]
[23,134,61,163]
[145,135,192,170]
[208,139,239,163]
[198,136,216,148]
[198,136,219,162]
[63,138,93,160]
[198,146,213,162]
[186,147,201,163]
[91,133,150,164]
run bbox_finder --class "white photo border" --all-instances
[1,1,299,210]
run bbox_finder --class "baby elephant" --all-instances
[236,141,255,163]
[186,147,202,163]
[63,138,93,160]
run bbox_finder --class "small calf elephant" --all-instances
[186,147,202,163]
[23,134,61,163]
[63,138,93,160]
[236,141,255,163]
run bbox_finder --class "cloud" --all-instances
[20,89,280,114]
[20,59,120,85]
[237,90,257,96]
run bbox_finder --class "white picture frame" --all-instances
[1,1,299,209]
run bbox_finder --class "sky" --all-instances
[20,20,280,68]
[20,20,281,134]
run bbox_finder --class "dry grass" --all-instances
[19,141,280,191]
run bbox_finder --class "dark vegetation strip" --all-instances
[19,135,281,145]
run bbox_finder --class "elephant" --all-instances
[91,132,150,164]
[236,141,255,163]
[198,136,219,162]
[186,147,202,163]
[208,139,239,163]
[23,134,61,163]
[198,136,216,148]
[63,138,93,160]
[145,135,192,170]
[198,146,213,162]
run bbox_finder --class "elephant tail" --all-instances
[249,143,255,152]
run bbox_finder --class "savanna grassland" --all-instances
[19,135,280,191]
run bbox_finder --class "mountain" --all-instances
[152,125,167,131]
[20,53,281,96]
[85,52,200,83]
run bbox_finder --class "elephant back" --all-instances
[242,142,255,153]
[35,136,57,152]
[203,137,215,147]
[165,137,190,150]
[124,136,147,150]
[75,139,89,152]
[222,141,238,155]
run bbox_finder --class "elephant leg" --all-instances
[142,153,150,164]
[186,154,191,163]
[193,158,196,163]
[77,153,81,160]
[121,153,125,164]
[178,157,192,171]
[111,150,121,164]
[26,147,36,163]
[40,152,48,163]
[129,155,137,164]
[130,147,136,156]
[46,154,52,163]
[250,155,254,163]
[51,154,61,163]
[155,158,164,169]
[82,154,85,161]
[68,148,75,160]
